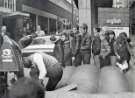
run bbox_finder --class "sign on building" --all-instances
[98,8,129,37]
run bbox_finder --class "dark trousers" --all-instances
[73,53,82,66]
[79,50,91,64]
[46,63,63,91]
[63,48,72,67]
[100,55,111,68]
[46,75,62,91]
[64,57,72,67]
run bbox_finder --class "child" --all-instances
[106,30,116,66]
[61,32,72,67]
[99,32,111,68]
[50,35,64,66]
[114,33,131,72]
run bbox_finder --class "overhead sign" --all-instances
[60,18,71,25]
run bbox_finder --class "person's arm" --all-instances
[74,35,81,56]
[113,42,120,59]
[126,41,131,54]
[32,53,47,80]
[104,41,111,57]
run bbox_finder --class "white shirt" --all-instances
[31,53,58,79]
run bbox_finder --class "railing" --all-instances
[0,0,16,11]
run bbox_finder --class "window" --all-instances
[49,18,56,35]
[38,16,49,35]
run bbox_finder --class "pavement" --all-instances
[46,35,135,98]
[46,91,134,98]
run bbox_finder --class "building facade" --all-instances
[130,1,135,35]
[0,0,16,26]
[113,0,129,8]
[0,0,30,40]
[1,0,73,41]
[98,8,129,37]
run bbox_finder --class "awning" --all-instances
[5,11,30,17]
[0,7,29,17]
[0,7,12,16]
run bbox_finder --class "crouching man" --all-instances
[23,52,63,91]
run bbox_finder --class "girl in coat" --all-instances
[106,30,116,66]
[99,32,111,68]
[61,32,72,67]
[114,33,131,72]
[50,35,64,66]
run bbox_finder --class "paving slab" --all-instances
[46,91,135,98]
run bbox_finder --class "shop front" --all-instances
[21,4,72,35]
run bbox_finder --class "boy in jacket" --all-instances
[79,23,91,64]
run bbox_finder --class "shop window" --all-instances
[30,13,36,31]
[38,16,48,35]
[58,21,63,33]
[49,18,56,35]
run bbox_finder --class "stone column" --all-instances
[36,15,39,27]
[78,0,97,35]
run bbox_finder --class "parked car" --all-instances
[21,36,59,57]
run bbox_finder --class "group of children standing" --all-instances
[52,24,131,72]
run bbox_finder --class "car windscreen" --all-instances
[31,37,53,45]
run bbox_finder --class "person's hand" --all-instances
[39,79,44,87]
[43,77,49,87]
[72,57,75,61]
[100,53,106,59]
[102,55,106,59]
[39,78,49,87]
[27,35,32,38]
[117,55,120,59]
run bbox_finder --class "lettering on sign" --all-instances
[106,18,121,24]
[61,19,71,25]
[2,49,13,62]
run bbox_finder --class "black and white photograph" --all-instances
[0,0,134,98]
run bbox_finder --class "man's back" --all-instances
[40,53,58,66]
